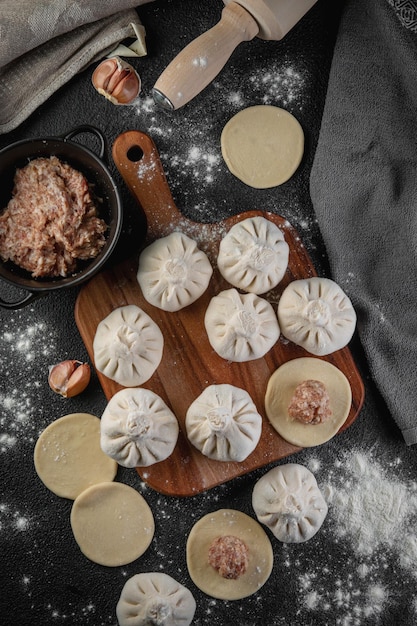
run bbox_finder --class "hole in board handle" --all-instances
[127,145,144,162]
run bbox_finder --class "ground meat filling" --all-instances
[208,535,249,579]
[288,379,332,425]
[0,156,108,278]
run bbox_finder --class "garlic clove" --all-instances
[48,360,91,398]
[92,56,141,105]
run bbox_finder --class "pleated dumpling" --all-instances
[185,384,262,462]
[116,572,196,626]
[100,388,179,468]
[137,231,213,311]
[217,216,289,294]
[204,288,280,362]
[277,277,356,356]
[252,463,328,543]
[93,305,163,387]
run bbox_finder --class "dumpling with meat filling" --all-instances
[93,304,163,387]
[100,388,179,467]
[185,384,262,462]
[204,288,280,362]
[116,572,196,626]
[277,277,356,356]
[252,463,328,543]
[217,216,289,294]
[137,231,213,311]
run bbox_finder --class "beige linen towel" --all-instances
[0,1,153,134]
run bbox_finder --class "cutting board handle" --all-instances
[112,130,186,242]
[152,2,259,111]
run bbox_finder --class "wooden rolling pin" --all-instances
[153,0,318,110]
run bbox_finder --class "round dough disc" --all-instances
[34,413,117,499]
[70,482,155,566]
[265,357,352,447]
[221,105,304,189]
[186,509,273,600]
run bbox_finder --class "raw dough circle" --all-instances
[252,463,328,543]
[100,387,179,468]
[137,231,213,312]
[265,357,352,447]
[204,288,280,362]
[34,413,117,499]
[277,277,356,356]
[217,216,289,294]
[221,105,304,188]
[186,509,273,600]
[70,481,154,566]
[93,304,163,387]
[116,572,196,626]
[185,384,262,462]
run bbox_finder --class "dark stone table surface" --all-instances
[1,1,416,624]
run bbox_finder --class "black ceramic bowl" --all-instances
[0,126,123,309]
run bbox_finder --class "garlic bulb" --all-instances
[92,57,141,105]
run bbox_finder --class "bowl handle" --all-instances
[0,290,43,310]
[63,125,106,160]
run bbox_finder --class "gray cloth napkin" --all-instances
[0,1,153,134]
[310,0,417,445]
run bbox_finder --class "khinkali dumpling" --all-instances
[116,572,196,626]
[204,288,280,362]
[93,305,163,387]
[137,231,213,311]
[277,277,356,356]
[217,216,289,294]
[252,463,328,543]
[100,387,179,467]
[185,384,262,462]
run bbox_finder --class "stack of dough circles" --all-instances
[217,216,289,294]
[221,105,304,188]
[34,413,117,499]
[70,482,154,567]
[204,288,280,362]
[137,231,213,312]
[100,387,179,468]
[116,572,196,626]
[252,463,328,543]
[93,304,163,387]
[185,384,262,462]
[186,509,273,600]
[265,357,352,447]
[277,276,357,356]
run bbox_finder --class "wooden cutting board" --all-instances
[75,130,365,497]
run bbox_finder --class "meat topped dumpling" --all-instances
[264,357,352,447]
[186,509,273,600]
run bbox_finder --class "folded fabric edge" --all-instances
[0,11,143,135]
[402,427,417,447]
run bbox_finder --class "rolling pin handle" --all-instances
[153,1,259,111]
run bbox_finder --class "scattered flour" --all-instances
[289,449,417,625]
[133,59,309,223]
[0,317,57,451]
